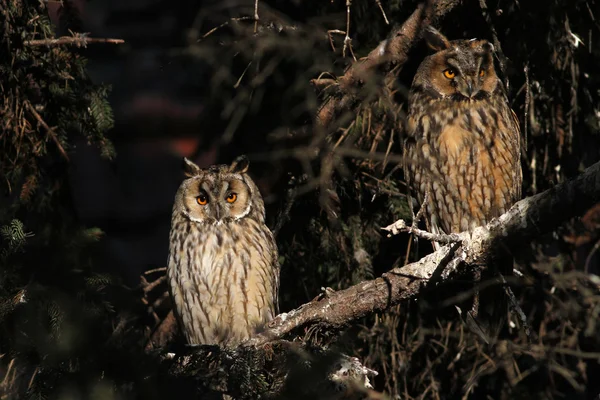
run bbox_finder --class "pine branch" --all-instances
[24,35,124,47]
[245,160,600,347]
[25,101,69,161]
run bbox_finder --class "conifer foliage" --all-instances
[1,0,115,215]
[0,2,131,398]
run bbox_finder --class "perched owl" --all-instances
[404,27,522,341]
[167,156,279,347]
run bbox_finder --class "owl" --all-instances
[404,27,522,341]
[167,156,279,347]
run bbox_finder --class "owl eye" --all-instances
[196,193,209,205]
[226,192,237,203]
[479,68,485,77]
[443,69,456,79]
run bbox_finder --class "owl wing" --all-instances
[404,113,444,252]
[509,108,523,202]
[268,231,281,315]
[403,117,423,225]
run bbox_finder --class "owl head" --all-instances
[173,156,266,224]
[412,27,500,101]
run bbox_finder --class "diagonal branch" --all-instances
[313,0,462,129]
[245,160,600,347]
[25,101,69,161]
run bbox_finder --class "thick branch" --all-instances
[246,161,600,347]
[314,0,462,128]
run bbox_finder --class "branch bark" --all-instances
[313,0,462,129]
[245,160,600,347]
[24,36,124,47]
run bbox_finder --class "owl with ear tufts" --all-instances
[167,156,279,347]
[404,27,522,343]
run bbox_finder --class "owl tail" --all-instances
[465,248,513,345]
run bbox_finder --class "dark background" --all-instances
[2,0,600,398]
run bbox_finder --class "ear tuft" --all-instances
[424,26,450,51]
[229,155,249,174]
[183,157,201,177]
[482,41,495,53]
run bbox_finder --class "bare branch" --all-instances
[24,35,124,47]
[382,218,462,244]
[246,243,459,347]
[245,160,600,346]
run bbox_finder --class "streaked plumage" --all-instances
[167,156,279,346]
[404,27,522,342]
[405,27,522,237]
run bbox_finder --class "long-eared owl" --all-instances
[404,27,522,341]
[167,156,279,346]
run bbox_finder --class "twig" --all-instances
[245,160,600,346]
[478,0,508,79]
[382,218,462,245]
[141,274,167,295]
[374,0,390,25]
[24,35,124,47]
[342,0,356,60]
[499,272,532,340]
[24,101,69,161]
[254,0,259,33]
[412,190,429,229]
[200,16,299,40]
[145,267,167,275]
[327,29,346,52]
[273,177,298,237]
[202,16,254,39]
[310,77,337,91]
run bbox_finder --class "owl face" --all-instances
[173,156,265,224]
[412,27,499,101]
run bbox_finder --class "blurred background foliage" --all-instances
[1,0,600,398]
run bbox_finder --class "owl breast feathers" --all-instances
[405,27,522,235]
[167,156,279,346]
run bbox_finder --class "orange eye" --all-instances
[443,69,456,79]
[196,194,208,205]
[479,68,485,77]
[226,193,237,203]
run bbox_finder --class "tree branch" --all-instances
[382,218,462,244]
[313,0,462,129]
[24,35,124,47]
[25,101,69,161]
[246,160,600,347]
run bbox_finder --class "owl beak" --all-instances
[214,204,221,220]
[465,81,475,98]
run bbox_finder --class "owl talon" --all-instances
[382,219,462,245]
